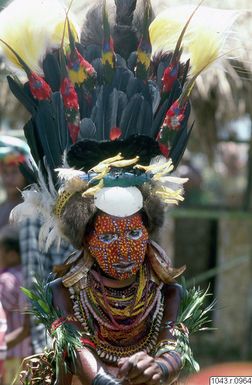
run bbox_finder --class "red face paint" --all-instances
[86,213,148,280]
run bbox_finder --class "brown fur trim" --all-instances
[59,192,97,249]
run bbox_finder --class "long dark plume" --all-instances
[80,0,155,60]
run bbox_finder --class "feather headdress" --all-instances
[0,0,231,249]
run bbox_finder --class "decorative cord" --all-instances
[155,360,170,382]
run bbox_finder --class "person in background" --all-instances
[0,302,7,385]
[19,217,75,354]
[0,136,29,230]
[0,225,32,385]
[0,135,31,384]
[0,135,75,355]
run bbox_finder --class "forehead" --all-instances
[94,213,144,232]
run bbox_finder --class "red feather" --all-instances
[110,127,122,141]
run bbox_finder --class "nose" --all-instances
[117,238,130,260]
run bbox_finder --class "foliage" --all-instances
[171,277,216,372]
[20,278,82,382]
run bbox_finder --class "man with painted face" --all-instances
[50,184,184,385]
[0,0,220,383]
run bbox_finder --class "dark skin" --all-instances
[50,276,181,385]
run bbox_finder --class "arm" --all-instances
[50,279,119,385]
[154,283,183,384]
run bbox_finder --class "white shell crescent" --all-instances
[94,187,143,217]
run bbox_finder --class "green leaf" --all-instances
[20,287,38,301]
[38,299,50,314]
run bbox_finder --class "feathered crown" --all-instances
[0,0,229,249]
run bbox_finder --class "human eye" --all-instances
[98,233,118,244]
[126,229,143,240]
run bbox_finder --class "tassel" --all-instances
[65,18,96,86]
[161,100,188,131]
[60,76,80,143]
[58,45,80,143]
[102,0,115,82]
[135,0,152,80]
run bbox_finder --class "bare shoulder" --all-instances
[162,283,183,297]
[48,277,73,315]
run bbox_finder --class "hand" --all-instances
[117,352,163,385]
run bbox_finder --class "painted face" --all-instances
[0,163,26,199]
[86,212,149,280]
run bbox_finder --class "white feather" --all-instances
[149,155,167,166]
[10,202,38,223]
[38,217,56,250]
[45,227,62,252]
[36,166,57,211]
[56,167,87,181]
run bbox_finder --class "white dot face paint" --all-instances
[86,212,148,280]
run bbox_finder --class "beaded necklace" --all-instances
[69,262,164,363]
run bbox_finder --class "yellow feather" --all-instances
[149,5,238,76]
[149,12,186,55]
[0,0,79,74]
[188,25,221,76]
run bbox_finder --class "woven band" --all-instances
[54,191,74,217]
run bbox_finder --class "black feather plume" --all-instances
[119,93,144,138]
[19,162,38,185]
[23,119,43,166]
[43,53,61,92]
[34,101,66,176]
[106,88,119,135]
[78,118,97,140]
[51,92,72,152]
[7,76,37,115]
[67,135,160,171]
[170,104,192,169]
[113,0,138,59]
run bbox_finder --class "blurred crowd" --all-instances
[0,135,74,385]
[178,142,248,209]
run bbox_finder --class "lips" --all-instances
[113,262,136,273]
